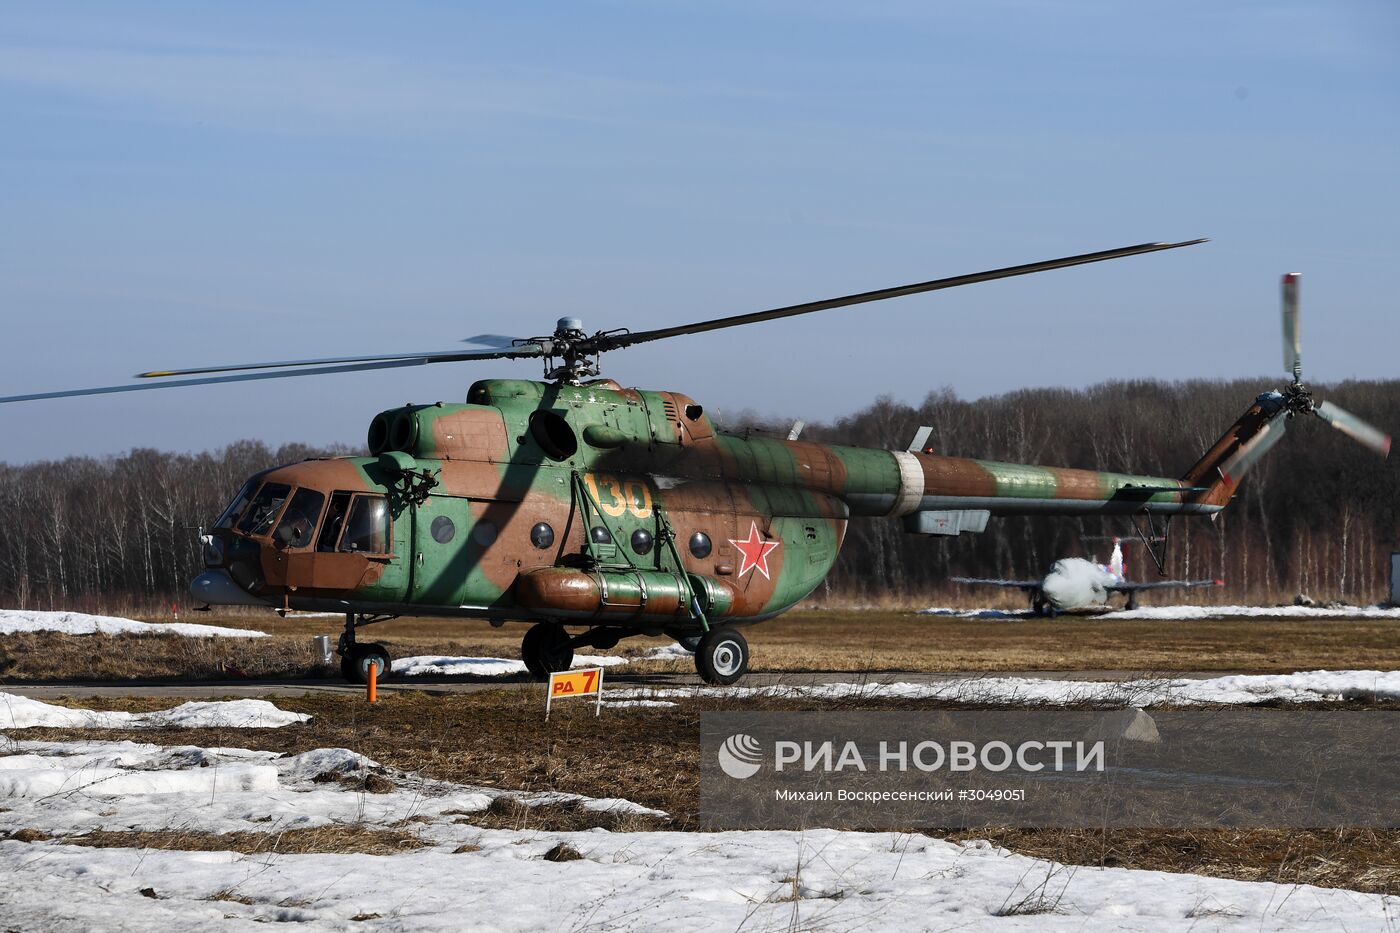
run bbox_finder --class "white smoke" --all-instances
[1040,557,1116,611]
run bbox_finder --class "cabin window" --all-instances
[630,529,654,555]
[590,526,612,544]
[318,493,352,552]
[214,480,257,530]
[431,515,456,544]
[472,521,497,546]
[341,495,391,554]
[273,489,325,549]
[236,483,291,537]
[689,532,712,559]
[530,522,555,549]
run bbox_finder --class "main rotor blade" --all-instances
[1316,401,1392,457]
[0,358,444,404]
[135,344,545,380]
[461,333,522,348]
[1,345,548,405]
[1282,272,1302,382]
[594,239,1208,351]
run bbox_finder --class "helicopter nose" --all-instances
[190,569,272,608]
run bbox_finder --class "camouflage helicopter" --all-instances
[3,247,1389,684]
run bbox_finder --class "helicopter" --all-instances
[2,247,1389,684]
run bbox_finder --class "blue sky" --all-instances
[2,1,1397,461]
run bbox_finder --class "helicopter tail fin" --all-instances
[1180,392,1289,509]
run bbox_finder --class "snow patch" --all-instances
[921,603,1400,621]
[637,642,694,660]
[0,608,266,638]
[611,669,1400,707]
[0,739,1391,929]
[1105,604,1400,621]
[393,653,628,677]
[0,693,309,730]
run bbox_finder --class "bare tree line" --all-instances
[0,377,1394,611]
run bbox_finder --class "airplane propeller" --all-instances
[0,240,1205,403]
[1275,273,1391,458]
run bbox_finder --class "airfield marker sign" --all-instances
[547,668,604,720]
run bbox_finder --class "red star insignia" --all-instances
[730,520,780,579]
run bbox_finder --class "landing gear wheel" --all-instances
[341,643,391,684]
[522,622,574,680]
[695,628,749,686]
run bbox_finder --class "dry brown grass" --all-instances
[59,824,425,856]
[458,797,665,833]
[11,607,1400,896]
[957,828,1400,896]
[6,609,1400,683]
[0,632,327,682]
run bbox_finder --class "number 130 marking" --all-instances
[584,473,654,519]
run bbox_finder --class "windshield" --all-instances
[236,483,291,537]
[213,480,257,530]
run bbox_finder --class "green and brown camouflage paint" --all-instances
[206,378,1273,635]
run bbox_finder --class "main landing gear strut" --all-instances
[338,612,394,684]
[519,621,751,686]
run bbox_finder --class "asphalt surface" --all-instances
[2,669,1237,699]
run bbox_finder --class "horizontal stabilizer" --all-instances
[1108,579,1223,593]
[950,577,1042,591]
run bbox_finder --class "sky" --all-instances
[1,1,1397,462]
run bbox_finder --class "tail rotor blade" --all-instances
[1282,273,1302,383]
[1316,401,1392,457]
[1218,416,1288,485]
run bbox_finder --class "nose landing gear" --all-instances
[337,612,395,684]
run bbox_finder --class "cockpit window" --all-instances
[272,488,325,549]
[214,480,257,530]
[318,492,352,552]
[341,495,390,553]
[236,483,291,536]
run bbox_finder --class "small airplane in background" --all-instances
[952,538,1223,615]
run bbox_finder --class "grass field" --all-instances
[8,606,1400,898]
[6,608,1400,681]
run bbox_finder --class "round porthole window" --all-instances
[530,522,555,549]
[689,531,712,559]
[591,526,612,544]
[430,515,456,544]
[630,529,653,555]
[472,521,498,546]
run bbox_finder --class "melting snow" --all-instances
[393,653,629,677]
[611,669,1400,707]
[0,738,1390,930]
[0,608,267,637]
[0,693,310,730]
[921,604,1400,621]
